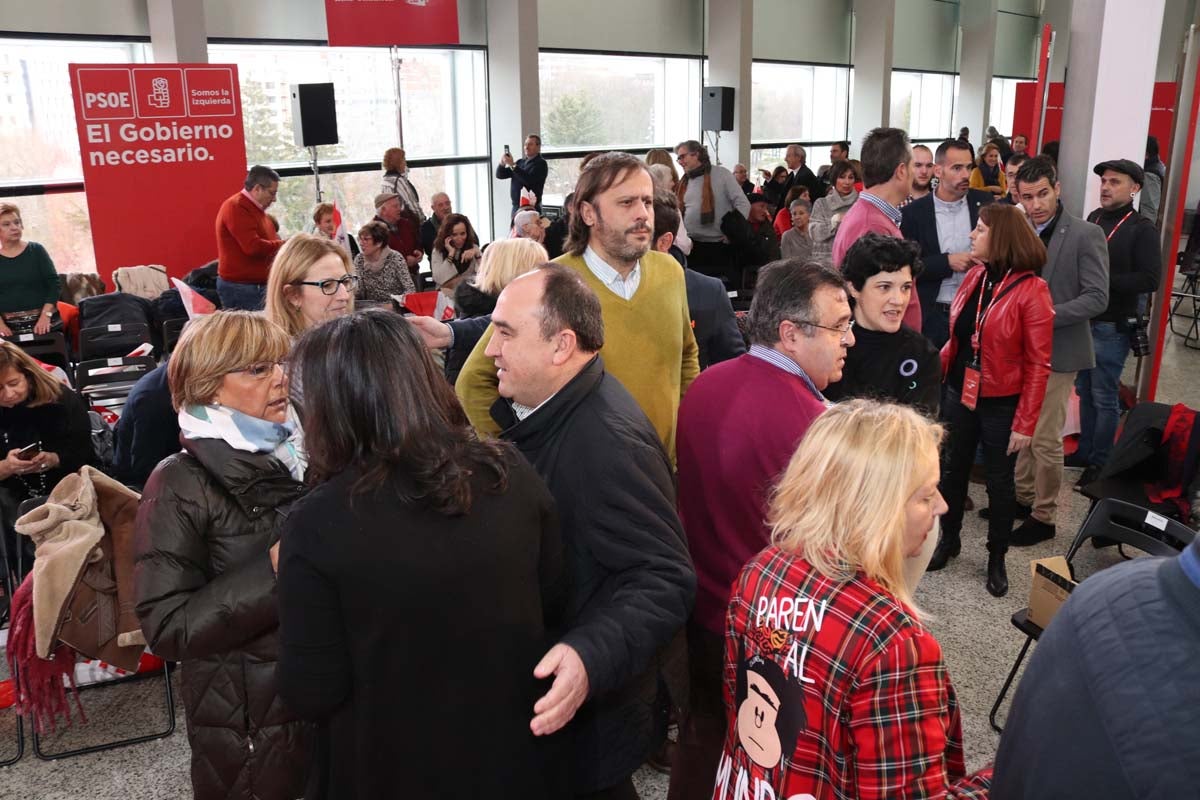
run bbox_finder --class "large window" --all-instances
[0,37,152,186]
[275,162,492,244]
[890,71,957,141]
[538,52,701,151]
[208,43,488,166]
[989,77,1032,138]
[0,37,493,272]
[751,62,851,144]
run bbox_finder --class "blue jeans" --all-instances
[1075,321,1131,467]
[216,278,266,311]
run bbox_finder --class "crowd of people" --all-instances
[1,120,1197,800]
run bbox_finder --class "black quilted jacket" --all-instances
[133,436,311,800]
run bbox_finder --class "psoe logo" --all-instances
[147,77,171,109]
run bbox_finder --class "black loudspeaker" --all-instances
[702,86,735,132]
[290,83,338,147]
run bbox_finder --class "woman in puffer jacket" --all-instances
[133,310,311,799]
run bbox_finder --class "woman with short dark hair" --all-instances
[276,309,568,799]
[928,203,1055,597]
[807,161,860,268]
[352,220,415,303]
[825,233,940,414]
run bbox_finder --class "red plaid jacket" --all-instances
[715,546,992,800]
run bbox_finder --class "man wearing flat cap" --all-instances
[373,192,425,287]
[1069,159,1161,485]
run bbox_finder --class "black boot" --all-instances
[927,533,961,572]
[986,548,1009,597]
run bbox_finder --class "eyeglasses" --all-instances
[296,274,359,295]
[229,360,287,380]
[796,318,854,339]
[676,152,696,163]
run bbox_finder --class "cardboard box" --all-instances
[1027,557,1077,630]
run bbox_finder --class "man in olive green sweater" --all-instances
[457,152,699,458]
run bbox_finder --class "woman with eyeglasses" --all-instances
[352,220,416,304]
[266,234,357,338]
[133,310,312,800]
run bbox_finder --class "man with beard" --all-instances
[457,152,700,457]
[903,144,934,206]
[901,138,994,347]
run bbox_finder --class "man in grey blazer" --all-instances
[1007,156,1110,545]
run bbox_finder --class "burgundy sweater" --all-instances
[676,353,827,635]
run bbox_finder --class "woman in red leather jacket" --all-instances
[927,203,1054,597]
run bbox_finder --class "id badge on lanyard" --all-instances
[963,271,1012,411]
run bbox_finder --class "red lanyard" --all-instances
[1105,210,1135,242]
[970,270,1013,361]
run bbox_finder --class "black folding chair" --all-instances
[75,357,156,418]
[78,323,152,362]
[6,496,176,761]
[4,331,72,380]
[161,318,187,355]
[988,498,1195,733]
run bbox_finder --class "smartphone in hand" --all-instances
[16,441,42,461]
[504,144,512,157]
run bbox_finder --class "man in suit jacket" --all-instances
[783,144,821,201]
[654,191,746,369]
[1008,156,1110,546]
[900,138,993,347]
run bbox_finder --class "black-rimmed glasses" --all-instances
[296,274,359,295]
[796,318,854,339]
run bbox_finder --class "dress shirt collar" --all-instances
[858,190,902,228]
[583,245,641,300]
[240,188,265,212]
[748,344,828,405]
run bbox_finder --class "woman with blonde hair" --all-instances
[715,399,992,800]
[646,148,679,187]
[265,233,357,338]
[134,311,310,799]
[970,142,1008,198]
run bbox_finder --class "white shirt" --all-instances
[582,245,641,300]
[933,192,973,304]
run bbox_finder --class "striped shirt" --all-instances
[857,190,902,228]
[748,344,828,405]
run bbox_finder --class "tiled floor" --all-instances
[2,296,1197,799]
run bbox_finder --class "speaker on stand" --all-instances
[701,86,734,164]
[290,83,339,203]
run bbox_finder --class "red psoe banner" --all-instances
[324,0,460,47]
[69,63,248,286]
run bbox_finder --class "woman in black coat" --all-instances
[134,311,311,800]
[0,341,94,563]
[276,310,569,800]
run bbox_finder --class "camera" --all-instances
[1126,316,1152,358]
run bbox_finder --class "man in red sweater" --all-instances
[668,261,853,800]
[373,193,425,288]
[215,165,284,310]
[832,127,921,332]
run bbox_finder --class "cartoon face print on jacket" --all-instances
[735,650,807,769]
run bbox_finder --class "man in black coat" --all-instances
[654,190,746,369]
[783,144,821,200]
[901,138,993,347]
[496,134,549,216]
[991,536,1200,799]
[486,264,696,798]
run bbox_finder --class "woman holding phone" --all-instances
[0,340,94,564]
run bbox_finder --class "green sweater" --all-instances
[456,250,700,458]
[0,242,59,314]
